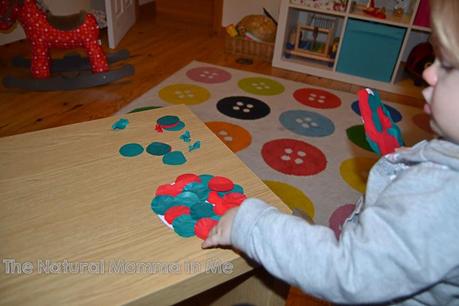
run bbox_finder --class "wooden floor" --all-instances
[0,3,424,305]
[0,2,424,138]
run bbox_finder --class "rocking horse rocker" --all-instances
[0,0,134,91]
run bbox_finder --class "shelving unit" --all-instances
[272,0,432,98]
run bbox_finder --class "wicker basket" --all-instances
[224,35,274,63]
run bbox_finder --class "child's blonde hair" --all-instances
[430,0,459,67]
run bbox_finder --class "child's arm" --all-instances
[204,167,459,304]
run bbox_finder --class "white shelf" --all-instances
[411,25,431,32]
[288,3,347,17]
[272,0,430,98]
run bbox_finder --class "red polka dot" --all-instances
[262,139,327,176]
[194,218,218,240]
[207,191,223,206]
[164,206,191,224]
[329,204,355,240]
[293,88,341,109]
[156,183,183,196]
[175,173,201,189]
[222,192,247,207]
[213,201,230,216]
[208,176,234,192]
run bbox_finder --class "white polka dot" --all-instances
[281,155,291,161]
[297,151,306,157]
[233,106,240,111]
[223,136,233,142]
[236,101,244,106]
[295,158,304,164]
[242,108,250,113]
[284,148,293,154]
[218,130,228,136]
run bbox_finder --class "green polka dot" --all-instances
[151,195,177,214]
[346,125,373,152]
[218,184,244,197]
[164,121,185,131]
[175,191,201,207]
[184,182,209,201]
[146,142,171,156]
[199,174,214,187]
[119,143,144,157]
[159,84,210,105]
[210,215,221,221]
[163,151,187,165]
[172,215,196,237]
[190,202,215,220]
[128,106,162,113]
[157,115,179,126]
[238,77,285,96]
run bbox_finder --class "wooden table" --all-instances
[0,105,290,305]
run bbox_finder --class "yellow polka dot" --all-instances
[263,180,315,220]
[339,157,378,193]
[159,83,210,105]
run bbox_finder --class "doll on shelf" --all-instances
[363,0,386,19]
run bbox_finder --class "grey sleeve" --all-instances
[231,167,459,304]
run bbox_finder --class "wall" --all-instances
[222,0,281,26]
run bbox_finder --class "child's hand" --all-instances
[201,207,239,249]
[395,146,411,153]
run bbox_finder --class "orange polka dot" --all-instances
[205,121,252,152]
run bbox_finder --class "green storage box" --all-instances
[337,19,406,82]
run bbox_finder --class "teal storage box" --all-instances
[337,19,406,82]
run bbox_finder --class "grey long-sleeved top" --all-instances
[231,139,459,305]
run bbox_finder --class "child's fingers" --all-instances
[201,227,219,248]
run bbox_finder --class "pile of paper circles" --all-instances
[151,173,247,239]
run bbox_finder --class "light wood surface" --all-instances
[0,104,290,305]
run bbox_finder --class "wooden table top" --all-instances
[0,105,289,306]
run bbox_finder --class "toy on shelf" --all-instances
[362,0,386,19]
[285,14,338,64]
[290,0,348,12]
[357,88,404,156]
[0,0,134,91]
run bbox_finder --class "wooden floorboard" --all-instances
[0,3,424,305]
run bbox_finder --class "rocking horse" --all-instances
[0,0,134,91]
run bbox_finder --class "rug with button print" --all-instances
[117,61,434,238]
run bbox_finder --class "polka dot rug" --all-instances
[117,61,434,237]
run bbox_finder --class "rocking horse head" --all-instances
[0,0,24,30]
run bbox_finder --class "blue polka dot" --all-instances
[119,143,144,157]
[351,101,402,122]
[279,110,335,137]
